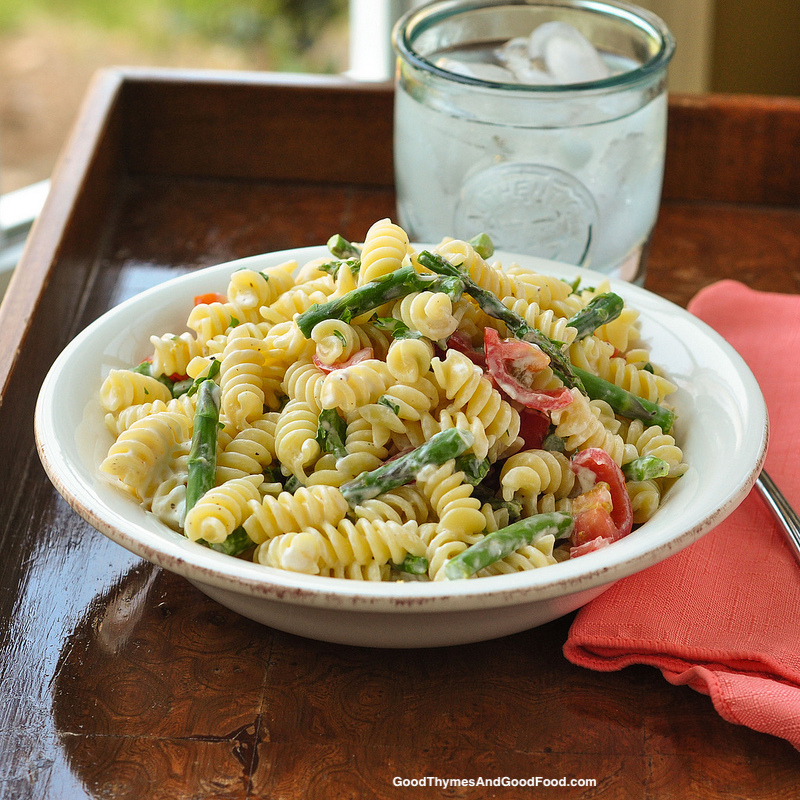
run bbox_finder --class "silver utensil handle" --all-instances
[755,470,800,566]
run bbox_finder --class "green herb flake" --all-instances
[377,396,400,415]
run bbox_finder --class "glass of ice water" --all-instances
[392,0,675,284]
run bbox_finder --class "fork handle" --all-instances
[755,470,800,567]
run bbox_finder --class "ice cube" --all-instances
[528,21,611,84]
[495,39,556,84]
[435,56,517,83]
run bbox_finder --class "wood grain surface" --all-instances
[1,71,799,799]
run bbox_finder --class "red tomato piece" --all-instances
[572,482,613,516]
[483,327,573,411]
[570,448,633,541]
[312,347,374,373]
[572,506,619,547]
[445,330,486,368]
[570,535,612,558]
[194,292,226,306]
[517,407,550,450]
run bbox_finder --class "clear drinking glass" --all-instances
[392,0,675,284]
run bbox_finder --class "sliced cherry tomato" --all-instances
[445,330,486,369]
[571,482,618,548]
[194,292,227,306]
[484,327,573,411]
[517,407,550,450]
[167,373,189,383]
[570,448,633,542]
[313,347,374,373]
[572,507,620,546]
[485,326,549,369]
[572,482,613,516]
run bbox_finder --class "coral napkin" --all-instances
[563,279,800,750]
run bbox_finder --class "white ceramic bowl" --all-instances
[34,247,768,648]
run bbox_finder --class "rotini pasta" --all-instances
[431,349,520,459]
[257,518,427,575]
[150,440,191,530]
[100,411,191,501]
[228,262,296,310]
[500,449,575,516]
[311,318,364,365]
[627,479,661,524]
[353,485,431,525]
[319,359,394,413]
[149,332,204,378]
[260,276,334,326]
[386,337,434,383]
[184,475,264,544]
[274,398,321,480]
[621,418,687,478]
[100,369,173,414]
[244,485,349,544]
[187,298,256,344]
[215,416,277,485]
[391,291,460,341]
[219,329,269,429]
[358,218,410,286]
[551,388,626,465]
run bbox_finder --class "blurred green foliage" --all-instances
[0,0,348,71]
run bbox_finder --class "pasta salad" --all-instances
[98,218,686,581]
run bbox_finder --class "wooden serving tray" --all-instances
[1,69,799,798]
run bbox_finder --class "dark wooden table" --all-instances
[1,69,799,799]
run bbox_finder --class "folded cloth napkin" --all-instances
[563,279,800,751]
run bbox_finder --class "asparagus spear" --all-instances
[562,295,675,431]
[185,378,221,514]
[295,265,464,338]
[444,512,574,579]
[205,526,253,556]
[316,408,348,460]
[566,292,625,339]
[468,232,494,260]
[328,233,362,259]
[171,377,194,397]
[471,485,523,523]
[454,453,490,486]
[573,367,675,433]
[396,554,430,576]
[340,428,474,506]
[186,358,221,396]
[622,455,671,481]
[416,250,581,389]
